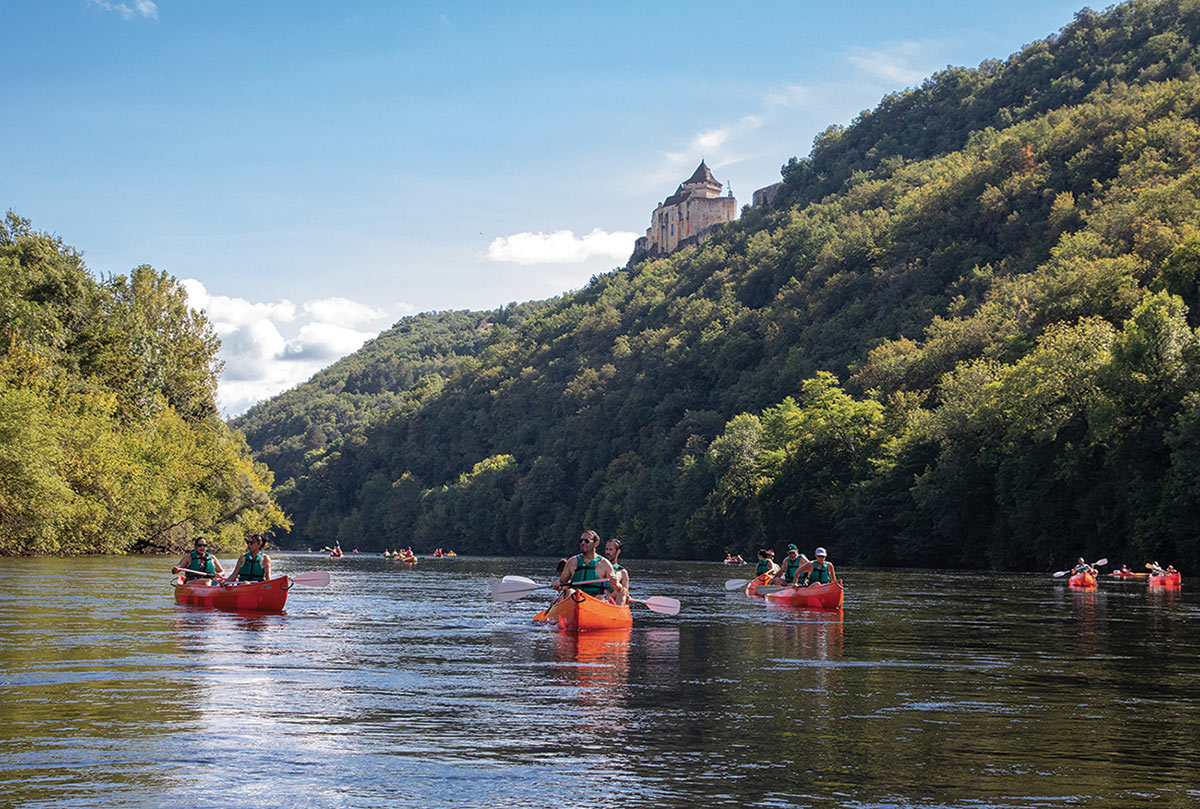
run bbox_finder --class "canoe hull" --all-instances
[1149,571,1182,586]
[173,575,290,612]
[765,580,844,610]
[1068,571,1097,588]
[544,589,632,632]
[745,572,774,598]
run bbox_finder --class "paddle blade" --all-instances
[532,608,550,622]
[491,578,550,602]
[724,579,750,591]
[632,596,681,616]
[1093,558,1108,568]
[291,571,330,587]
[1052,570,1068,578]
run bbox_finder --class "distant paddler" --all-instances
[172,537,225,581]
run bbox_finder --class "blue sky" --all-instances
[3,0,1087,414]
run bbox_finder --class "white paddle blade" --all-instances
[1052,570,1068,578]
[502,575,539,586]
[724,579,750,591]
[291,571,330,587]
[634,596,681,616]
[1093,558,1108,568]
[491,579,550,602]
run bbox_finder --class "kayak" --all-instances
[764,580,844,610]
[1149,571,1182,586]
[1108,571,1148,579]
[1068,570,1097,588]
[744,572,774,598]
[173,575,291,612]
[543,589,632,632]
[398,556,417,564]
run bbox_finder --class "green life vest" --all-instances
[783,555,802,581]
[756,559,774,575]
[239,552,266,581]
[187,551,215,580]
[804,561,831,585]
[570,553,605,596]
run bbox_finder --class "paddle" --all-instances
[490,575,612,602]
[1052,558,1108,578]
[175,569,330,587]
[628,596,681,616]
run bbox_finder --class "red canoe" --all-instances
[173,575,291,612]
[1068,571,1098,588]
[1108,571,1148,579]
[745,572,774,598]
[764,580,844,610]
[543,589,632,632]
[1149,571,1182,586]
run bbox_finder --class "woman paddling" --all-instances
[228,535,272,582]
[172,537,225,580]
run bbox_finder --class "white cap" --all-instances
[815,547,827,557]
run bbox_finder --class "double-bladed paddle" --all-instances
[491,575,681,615]
[1052,558,1108,578]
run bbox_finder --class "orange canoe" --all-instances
[173,575,290,612]
[1068,571,1097,588]
[744,572,774,598]
[1149,571,1182,586]
[543,589,632,632]
[764,580,844,610]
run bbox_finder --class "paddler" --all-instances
[772,544,806,587]
[602,538,630,606]
[555,529,617,600]
[228,534,272,582]
[755,548,778,578]
[794,547,836,587]
[172,537,225,580]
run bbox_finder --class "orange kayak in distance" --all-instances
[543,589,632,632]
[764,580,844,610]
[173,575,290,612]
[1149,571,1182,586]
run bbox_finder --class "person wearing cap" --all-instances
[795,547,836,587]
[773,544,807,586]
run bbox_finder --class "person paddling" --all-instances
[773,544,805,586]
[228,534,272,582]
[172,537,225,580]
[794,547,836,587]
[555,529,617,600]
[603,538,630,606]
[755,548,778,578]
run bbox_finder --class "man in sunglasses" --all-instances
[554,529,618,600]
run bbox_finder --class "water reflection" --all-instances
[764,606,844,660]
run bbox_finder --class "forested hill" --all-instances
[253,0,1200,572]
[0,214,288,556]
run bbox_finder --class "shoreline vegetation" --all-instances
[0,213,289,557]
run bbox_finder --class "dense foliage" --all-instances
[252,0,1200,571]
[0,213,288,556]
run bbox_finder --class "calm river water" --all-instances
[0,553,1197,808]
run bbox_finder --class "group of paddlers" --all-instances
[753,544,837,587]
[552,529,630,605]
[172,536,272,582]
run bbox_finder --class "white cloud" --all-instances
[487,228,637,265]
[847,42,934,86]
[181,279,403,417]
[88,0,158,20]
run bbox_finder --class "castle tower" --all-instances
[632,161,738,261]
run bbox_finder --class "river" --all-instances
[0,553,1197,808]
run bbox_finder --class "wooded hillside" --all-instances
[244,0,1200,571]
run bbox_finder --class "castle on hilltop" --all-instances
[630,161,782,263]
[631,161,737,261]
